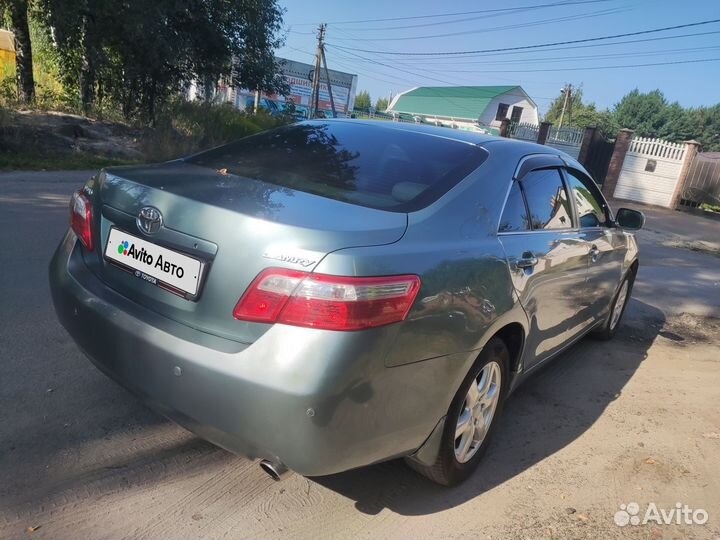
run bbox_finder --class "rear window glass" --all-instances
[187,121,487,212]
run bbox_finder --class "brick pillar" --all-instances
[537,121,552,145]
[602,128,634,198]
[577,126,598,164]
[499,118,510,138]
[669,140,701,209]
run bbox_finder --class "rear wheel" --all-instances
[406,337,508,486]
[593,271,635,341]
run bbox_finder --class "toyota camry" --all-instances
[49,120,644,485]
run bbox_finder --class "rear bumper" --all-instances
[49,232,467,475]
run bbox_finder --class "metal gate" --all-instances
[582,137,614,186]
[677,153,720,208]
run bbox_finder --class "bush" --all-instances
[700,203,720,213]
[142,100,288,162]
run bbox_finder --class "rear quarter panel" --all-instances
[315,145,530,371]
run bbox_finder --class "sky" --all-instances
[276,0,720,115]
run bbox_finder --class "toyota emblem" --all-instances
[136,206,163,235]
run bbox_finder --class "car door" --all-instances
[498,157,595,369]
[562,167,626,320]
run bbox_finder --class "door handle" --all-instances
[516,255,539,269]
[589,245,600,262]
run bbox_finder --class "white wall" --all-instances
[479,93,539,127]
[614,138,687,208]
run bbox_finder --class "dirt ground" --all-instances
[1,173,719,540]
[0,110,144,160]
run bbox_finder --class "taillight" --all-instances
[70,189,93,251]
[233,268,421,331]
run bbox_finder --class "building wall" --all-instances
[0,49,14,71]
[185,57,357,117]
[0,29,15,72]
[479,93,539,128]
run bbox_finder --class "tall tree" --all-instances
[228,0,288,96]
[2,0,35,103]
[354,90,370,110]
[683,105,720,151]
[35,0,287,121]
[375,97,388,112]
[543,87,617,138]
[612,89,680,139]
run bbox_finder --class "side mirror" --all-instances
[615,208,645,230]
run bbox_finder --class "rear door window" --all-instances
[187,122,487,212]
[499,181,530,232]
[522,169,573,230]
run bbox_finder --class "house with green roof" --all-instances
[386,86,538,131]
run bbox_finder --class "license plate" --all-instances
[105,228,203,296]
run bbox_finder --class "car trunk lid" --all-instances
[84,161,408,344]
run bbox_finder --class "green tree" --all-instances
[609,89,720,149]
[1,0,35,103]
[35,0,287,122]
[543,87,618,138]
[374,96,388,112]
[612,89,680,139]
[354,89,370,110]
[674,104,720,151]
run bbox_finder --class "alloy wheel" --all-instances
[454,361,502,464]
[610,280,629,330]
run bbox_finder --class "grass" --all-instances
[0,100,289,171]
[143,100,287,162]
[0,152,138,171]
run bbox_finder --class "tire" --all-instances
[593,271,635,341]
[406,337,509,486]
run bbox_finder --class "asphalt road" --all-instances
[1,171,719,540]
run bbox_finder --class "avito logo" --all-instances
[116,239,185,279]
[117,240,130,255]
[118,239,153,265]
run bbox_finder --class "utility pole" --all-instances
[321,43,337,118]
[558,83,572,128]
[310,24,325,118]
[309,23,337,119]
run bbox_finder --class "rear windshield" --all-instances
[186,121,487,212]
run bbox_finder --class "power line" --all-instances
[327,45,562,119]
[327,29,720,64]
[465,57,720,73]
[328,7,630,42]
[328,46,565,90]
[327,43,719,79]
[327,18,720,56]
[291,0,612,26]
[326,49,538,118]
[371,45,720,71]
[284,45,316,58]
[326,0,613,31]
[328,49,559,96]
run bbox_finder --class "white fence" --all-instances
[628,137,686,160]
[614,137,688,207]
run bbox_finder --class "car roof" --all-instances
[305,118,565,156]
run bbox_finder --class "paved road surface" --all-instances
[1,171,719,540]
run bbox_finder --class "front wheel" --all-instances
[406,337,508,486]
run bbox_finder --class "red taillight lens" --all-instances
[70,190,93,251]
[233,268,421,331]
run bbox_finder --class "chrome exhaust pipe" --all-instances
[259,459,291,481]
